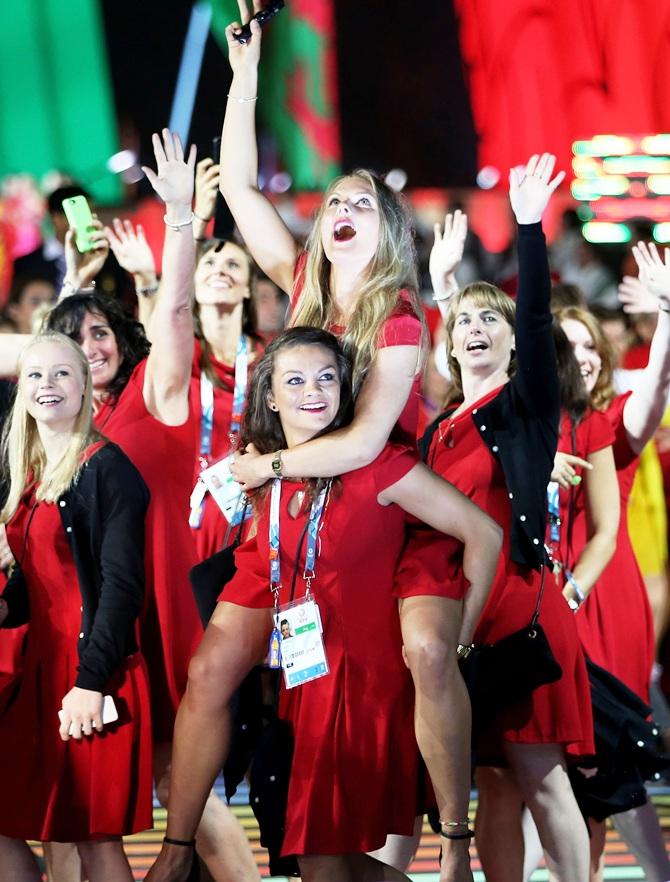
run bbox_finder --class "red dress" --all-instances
[290,253,424,447]
[95,360,202,741]
[570,395,655,702]
[189,340,257,561]
[1,493,153,840]
[223,445,420,856]
[422,387,594,759]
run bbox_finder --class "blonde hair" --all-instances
[290,169,424,394]
[1,332,100,521]
[443,282,516,407]
[554,306,616,412]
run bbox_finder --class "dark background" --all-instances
[101,0,478,190]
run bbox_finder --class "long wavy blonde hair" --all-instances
[554,306,616,412]
[290,169,424,394]
[1,332,100,521]
[443,282,517,407]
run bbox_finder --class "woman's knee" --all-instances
[403,626,457,684]
[186,642,241,709]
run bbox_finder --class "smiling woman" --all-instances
[0,333,152,881]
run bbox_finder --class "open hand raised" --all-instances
[509,153,565,225]
[142,128,196,209]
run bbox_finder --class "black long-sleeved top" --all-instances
[2,442,150,691]
[420,222,559,571]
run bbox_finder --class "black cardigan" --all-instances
[2,442,150,691]
[420,222,559,571]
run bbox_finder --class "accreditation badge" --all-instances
[275,595,329,689]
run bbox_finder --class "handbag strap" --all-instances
[221,497,250,551]
[530,563,546,628]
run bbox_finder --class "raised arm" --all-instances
[105,218,159,331]
[140,129,196,425]
[561,445,619,607]
[219,1,298,292]
[230,342,420,490]
[509,153,564,415]
[429,209,468,321]
[621,242,670,454]
[58,216,110,300]
[379,463,503,646]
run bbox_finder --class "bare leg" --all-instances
[505,743,589,882]
[0,836,42,882]
[153,743,260,882]
[43,842,86,881]
[368,815,423,872]
[611,799,670,882]
[299,853,412,882]
[589,820,606,882]
[522,807,561,882]
[76,839,133,882]
[475,766,525,882]
[399,596,473,882]
[145,601,271,882]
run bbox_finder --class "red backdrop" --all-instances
[454,0,670,175]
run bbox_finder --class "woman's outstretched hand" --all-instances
[142,129,196,216]
[62,216,109,293]
[618,274,658,315]
[632,241,670,313]
[226,0,265,71]
[429,209,467,301]
[509,153,565,225]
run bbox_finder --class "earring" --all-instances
[269,403,278,411]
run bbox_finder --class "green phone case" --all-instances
[62,195,95,252]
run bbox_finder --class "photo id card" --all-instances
[200,454,245,522]
[276,595,329,689]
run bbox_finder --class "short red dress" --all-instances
[422,387,594,759]
[290,253,424,447]
[570,394,655,702]
[189,340,257,561]
[96,359,202,741]
[223,445,421,856]
[1,493,153,840]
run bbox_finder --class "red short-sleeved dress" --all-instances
[189,340,258,561]
[96,360,202,741]
[1,491,153,840]
[418,387,594,759]
[290,253,423,447]
[568,395,655,702]
[223,445,421,856]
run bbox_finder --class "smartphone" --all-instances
[62,195,95,253]
[233,0,285,43]
[212,137,235,241]
[58,694,118,735]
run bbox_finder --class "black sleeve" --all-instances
[513,222,560,415]
[75,446,150,691]
[0,564,29,628]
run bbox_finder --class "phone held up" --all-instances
[62,195,96,253]
[233,0,285,43]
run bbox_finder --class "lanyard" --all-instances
[268,478,329,605]
[199,334,249,464]
[547,481,560,544]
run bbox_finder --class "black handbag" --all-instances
[459,565,562,726]
[189,501,249,627]
[570,660,670,821]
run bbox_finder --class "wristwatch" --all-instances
[271,450,284,478]
[456,643,475,659]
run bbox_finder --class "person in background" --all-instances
[2,275,57,334]
[557,240,670,881]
